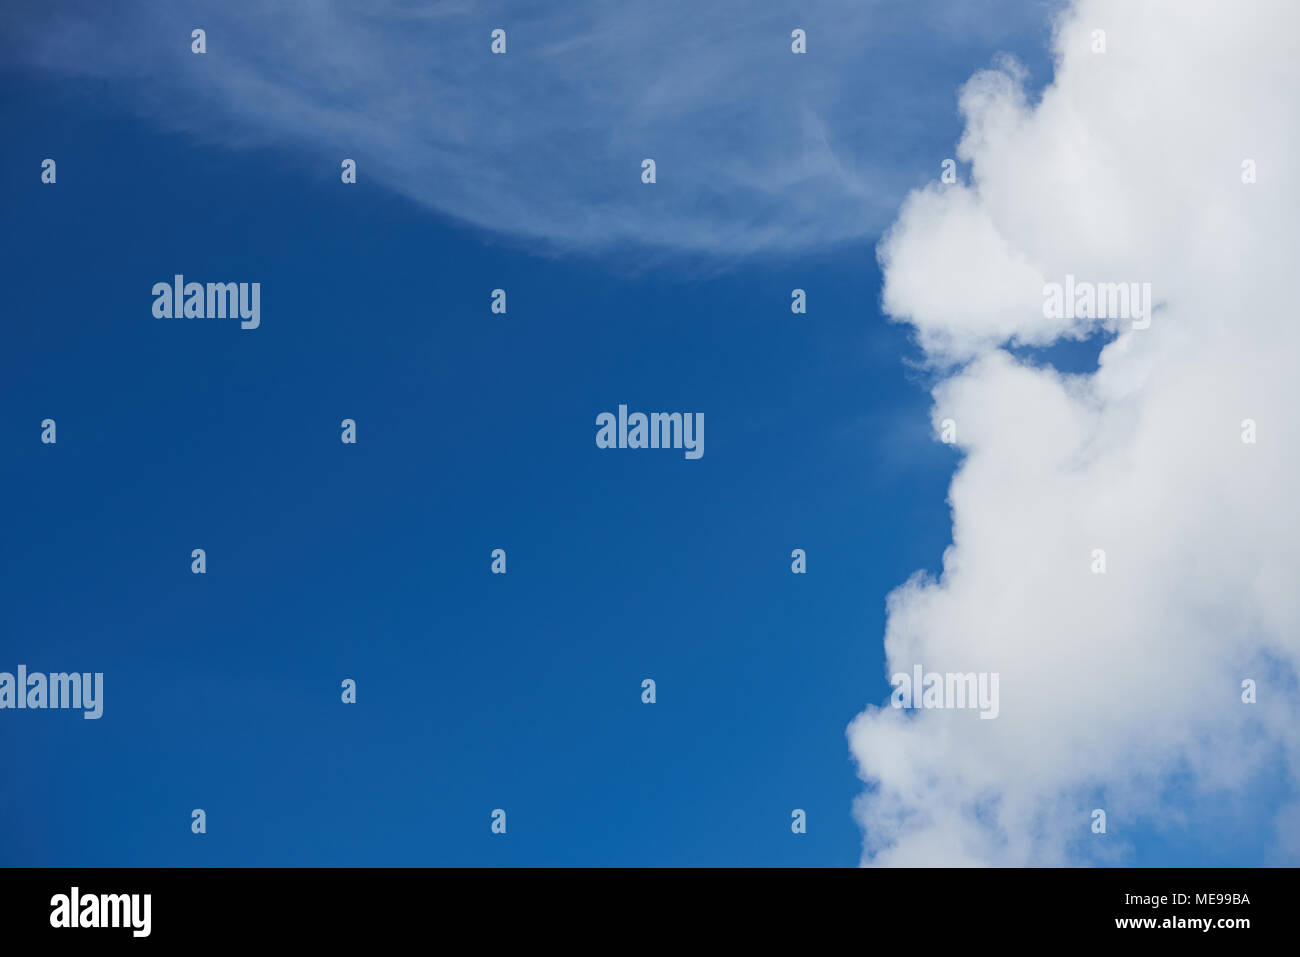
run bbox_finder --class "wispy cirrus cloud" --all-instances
[5,0,1057,255]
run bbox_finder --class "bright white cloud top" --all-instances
[851,0,1300,865]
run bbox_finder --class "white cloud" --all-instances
[852,0,1300,864]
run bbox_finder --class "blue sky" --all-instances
[2,1,1292,866]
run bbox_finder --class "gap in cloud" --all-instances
[1005,327,1117,376]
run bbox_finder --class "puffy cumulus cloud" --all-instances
[852,0,1300,865]
[4,0,1054,256]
